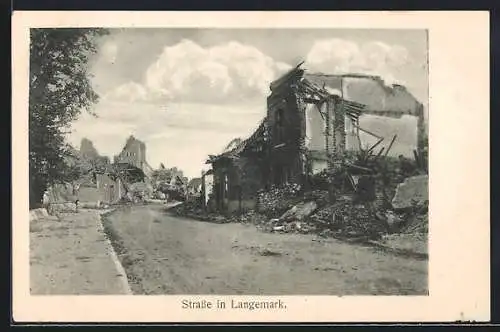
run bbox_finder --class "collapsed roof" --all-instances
[188,177,203,188]
[270,62,423,119]
[269,62,367,122]
[207,118,268,164]
[206,62,424,165]
[110,162,146,181]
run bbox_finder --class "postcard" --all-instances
[12,10,490,323]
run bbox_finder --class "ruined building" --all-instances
[206,119,269,213]
[114,135,153,178]
[266,64,425,186]
[205,63,425,214]
[79,138,100,160]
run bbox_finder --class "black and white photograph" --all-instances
[28,26,430,296]
[13,11,489,323]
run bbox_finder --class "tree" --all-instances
[29,28,108,208]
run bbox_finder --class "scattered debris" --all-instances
[256,183,303,218]
[385,211,402,232]
[354,175,376,203]
[279,201,318,223]
[309,197,388,240]
[172,146,427,258]
[399,200,428,234]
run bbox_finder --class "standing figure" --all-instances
[42,190,50,208]
[73,182,81,213]
[73,182,80,196]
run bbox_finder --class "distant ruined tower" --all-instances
[79,138,100,160]
[114,135,147,170]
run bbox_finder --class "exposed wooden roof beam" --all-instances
[352,124,383,140]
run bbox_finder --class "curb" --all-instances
[96,209,133,295]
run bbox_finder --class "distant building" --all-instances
[114,135,146,169]
[79,138,100,160]
[95,173,125,204]
[114,135,153,178]
[187,177,203,196]
[201,169,214,210]
[152,168,186,188]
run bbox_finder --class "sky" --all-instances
[67,28,429,179]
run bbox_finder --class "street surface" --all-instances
[103,204,428,295]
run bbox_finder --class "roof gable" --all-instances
[207,118,268,164]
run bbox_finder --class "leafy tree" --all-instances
[29,28,108,208]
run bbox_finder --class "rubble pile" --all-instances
[279,201,318,223]
[265,218,315,234]
[256,183,303,218]
[170,155,427,252]
[399,200,429,234]
[304,190,330,208]
[259,190,427,241]
[402,213,428,234]
[171,199,205,218]
[308,196,388,240]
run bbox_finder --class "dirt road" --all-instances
[103,204,428,295]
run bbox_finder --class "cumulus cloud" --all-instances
[142,39,290,103]
[101,39,290,103]
[103,81,149,103]
[305,38,411,86]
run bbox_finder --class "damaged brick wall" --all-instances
[266,84,306,187]
[211,154,266,214]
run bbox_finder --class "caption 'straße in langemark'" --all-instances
[181,299,287,311]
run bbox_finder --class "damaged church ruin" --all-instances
[46,135,155,209]
[205,63,426,214]
[114,135,154,178]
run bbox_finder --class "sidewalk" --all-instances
[30,208,131,295]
